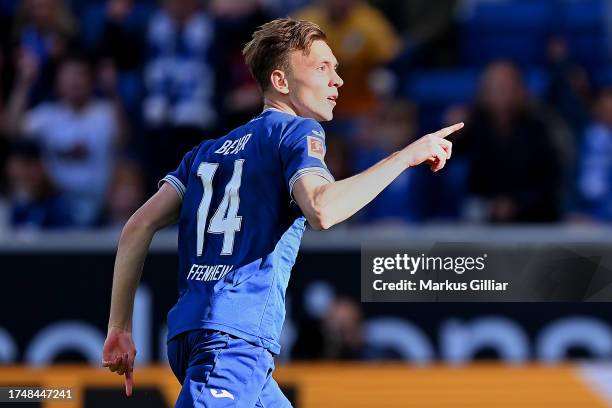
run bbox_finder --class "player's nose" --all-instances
[331,71,344,88]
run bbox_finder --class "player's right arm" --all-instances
[102,182,181,396]
[293,122,463,230]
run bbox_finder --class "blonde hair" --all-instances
[242,18,327,92]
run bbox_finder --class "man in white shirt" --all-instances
[6,54,124,226]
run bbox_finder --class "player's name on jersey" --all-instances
[187,263,234,282]
[214,133,252,155]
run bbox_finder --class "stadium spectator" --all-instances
[576,88,612,222]
[541,38,592,216]
[464,62,563,223]
[210,0,269,132]
[101,159,146,227]
[294,0,400,122]
[99,0,147,74]
[292,297,400,360]
[5,140,72,229]
[143,0,216,191]
[5,55,124,227]
[98,0,148,112]
[545,37,592,140]
[12,0,77,103]
[321,297,368,359]
[371,0,459,68]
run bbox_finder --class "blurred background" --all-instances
[2,0,612,406]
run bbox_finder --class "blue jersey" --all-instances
[160,108,333,353]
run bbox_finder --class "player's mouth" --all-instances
[327,95,337,106]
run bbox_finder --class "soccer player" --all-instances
[102,18,462,407]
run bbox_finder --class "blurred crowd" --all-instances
[1,0,612,229]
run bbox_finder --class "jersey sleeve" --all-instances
[279,118,335,198]
[158,144,199,200]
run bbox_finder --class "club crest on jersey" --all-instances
[307,135,325,161]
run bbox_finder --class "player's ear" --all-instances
[270,69,289,95]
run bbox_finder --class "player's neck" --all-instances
[262,98,297,117]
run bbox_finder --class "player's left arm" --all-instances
[102,183,181,396]
[292,123,462,229]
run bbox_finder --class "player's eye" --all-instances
[317,65,326,71]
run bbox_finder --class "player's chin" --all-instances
[316,108,334,122]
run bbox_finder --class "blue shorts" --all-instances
[167,329,292,408]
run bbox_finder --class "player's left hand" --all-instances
[102,326,137,397]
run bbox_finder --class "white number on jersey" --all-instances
[196,160,244,256]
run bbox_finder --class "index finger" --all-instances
[125,369,133,397]
[434,122,464,138]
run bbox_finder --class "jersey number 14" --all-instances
[196,160,244,256]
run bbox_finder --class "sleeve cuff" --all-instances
[288,166,334,198]
[159,174,186,200]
